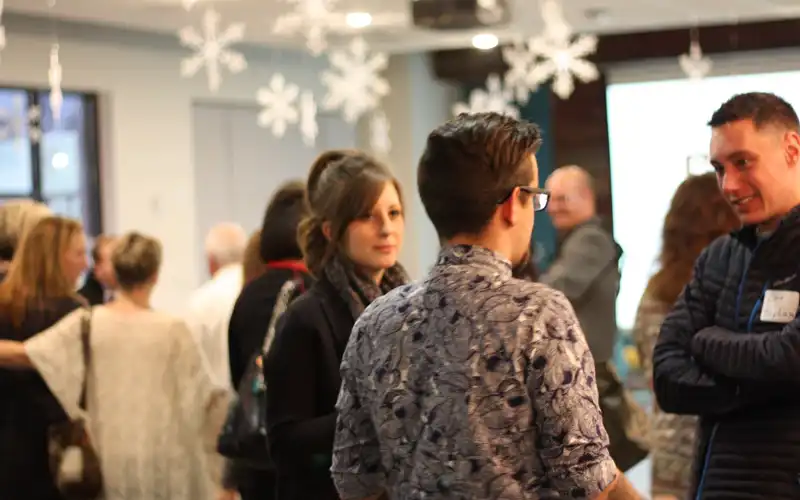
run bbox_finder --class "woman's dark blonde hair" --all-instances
[0,216,83,326]
[298,149,402,276]
[112,232,162,290]
[645,172,740,305]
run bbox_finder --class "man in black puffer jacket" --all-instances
[654,91,800,500]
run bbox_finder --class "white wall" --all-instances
[0,15,456,308]
[192,103,356,281]
[358,53,457,279]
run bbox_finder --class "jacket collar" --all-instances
[732,203,800,250]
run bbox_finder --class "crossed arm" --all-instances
[691,320,800,381]
[652,248,758,416]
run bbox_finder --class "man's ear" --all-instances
[500,187,519,226]
[786,130,800,168]
[322,221,332,241]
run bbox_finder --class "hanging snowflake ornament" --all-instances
[502,40,537,104]
[369,109,391,156]
[452,74,519,118]
[179,8,247,92]
[539,0,572,42]
[273,0,339,56]
[321,37,389,124]
[527,34,599,99]
[526,0,599,99]
[299,91,318,146]
[0,0,6,61]
[679,37,712,80]
[48,43,63,122]
[256,74,300,138]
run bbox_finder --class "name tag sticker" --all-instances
[760,290,800,324]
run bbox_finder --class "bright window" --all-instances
[606,71,800,330]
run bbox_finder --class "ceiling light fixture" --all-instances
[472,33,499,50]
[346,12,373,29]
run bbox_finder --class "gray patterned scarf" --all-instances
[324,256,409,320]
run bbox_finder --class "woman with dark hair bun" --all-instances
[264,150,408,500]
[224,180,313,500]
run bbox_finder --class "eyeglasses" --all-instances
[497,186,550,212]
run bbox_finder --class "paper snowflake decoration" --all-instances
[48,44,63,122]
[179,8,247,92]
[299,91,318,146]
[679,40,712,80]
[257,74,300,138]
[452,74,519,118]
[525,0,599,99]
[502,41,538,104]
[527,33,598,99]
[369,109,391,156]
[273,0,339,56]
[0,0,6,61]
[321,37,389,124]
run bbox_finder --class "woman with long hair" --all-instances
[264,150,408,500]
[0,216,88,499]
[633,172,740,500]
[0,231,229,500]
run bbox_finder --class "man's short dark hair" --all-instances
[708,92,799,131]
[260,180,307,263]
[418,112,543,239]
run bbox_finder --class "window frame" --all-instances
[0,85,102,236]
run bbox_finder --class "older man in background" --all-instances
[542,165,622,363]
[187,222,248,389]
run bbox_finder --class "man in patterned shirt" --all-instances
[331,112,640,499]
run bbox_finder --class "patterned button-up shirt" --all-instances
[332,245,617,500]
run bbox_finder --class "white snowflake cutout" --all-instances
[369,109,391,156]
[299,91,318,146]
[273,0,338,56]
[0,0,6,61]
[256,74,300,138]
[452,74,519,118]
[48,43,63,122]
[502,41,537,104]
[679,40,712,80]
[179,8,247,92]
[527,32,599,99]
[321,37,390,124]
[539,0,573,43]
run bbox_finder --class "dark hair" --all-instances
[645,172,739,305]
[91,234,115,263]
[259,180,307,263]
[708,92,800,131]
[299,150,401,276]
[418,112,543,239]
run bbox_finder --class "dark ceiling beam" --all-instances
[431,17,800,85]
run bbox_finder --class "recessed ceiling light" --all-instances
[472,33,498,50]
[346,12,373,28]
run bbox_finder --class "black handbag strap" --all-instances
[79,308,92,411]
